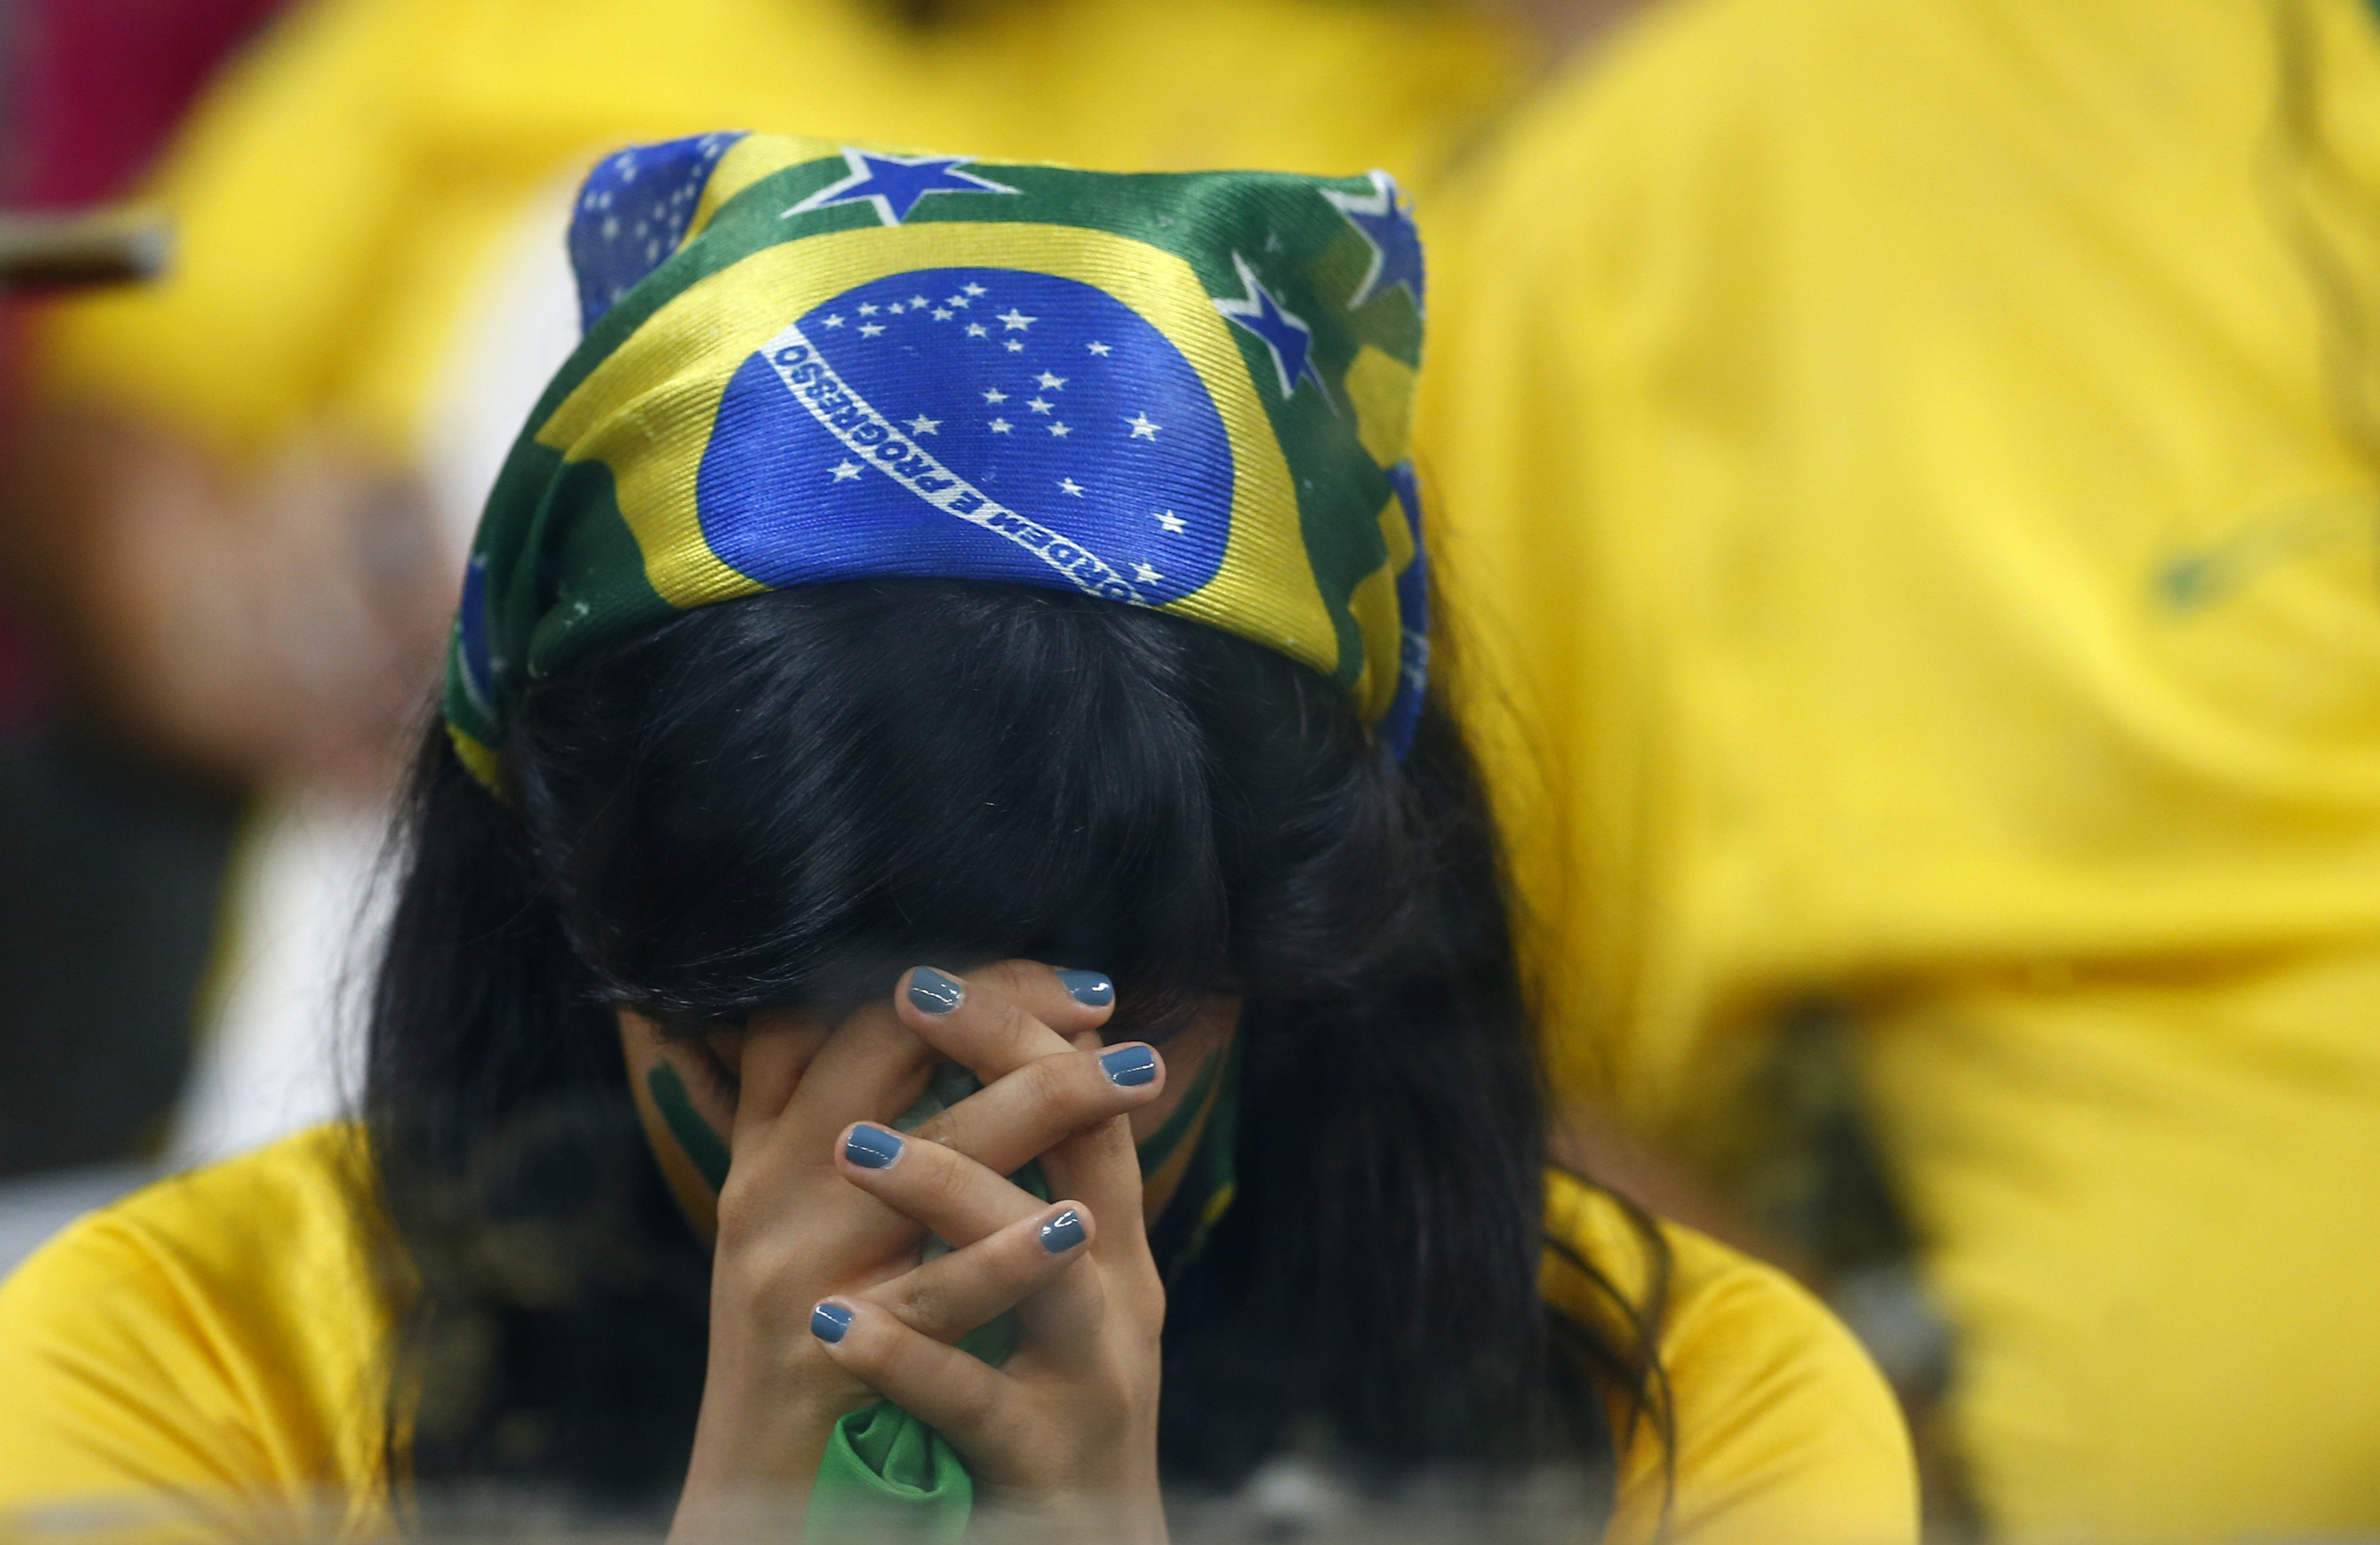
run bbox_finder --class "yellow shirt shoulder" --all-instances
[0,1126,394,1539]
[0,1132,1913,1542]
[1544,1170,1918,1545]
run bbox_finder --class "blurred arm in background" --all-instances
[3,413,442,790]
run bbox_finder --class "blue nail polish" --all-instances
[811,1302,853,1344]
[1057,970,1115,1008]
[1100,1043,1158,1087]
[908,967,964,1015]
[1040,1208,1088,1254]
[844,1124,903,1170]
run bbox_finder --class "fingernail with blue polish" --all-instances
[844,1123,903,1170]
[1100,1043,1158,1087]
[1057,970,1115,1008]
[811,1302,853,1344]
[908,966,964,1015]
[1040,1208,1088,1254]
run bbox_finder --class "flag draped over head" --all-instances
[444,131,1432,793]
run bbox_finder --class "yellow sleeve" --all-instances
[1544,1173,1918,1545]
[30,0,454,464]
[0,1130,392,1539]
[0,1216,274,1538]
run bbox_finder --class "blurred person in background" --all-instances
[0,0,288,1181]
[0,140,1916,1543]
[0,0,1554,1172]
[1423,0,2380,1538]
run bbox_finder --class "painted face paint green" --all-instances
[1133,1038,1227,1176]
[647,1061,732,1191]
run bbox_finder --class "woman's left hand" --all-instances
[809,962,1171,1544]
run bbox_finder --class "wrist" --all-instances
[673,1362,851,1538]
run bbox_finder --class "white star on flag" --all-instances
[1127,413,1160,439]
[1155,510,1187,533]
[1036,372,1067,390]
[1004,340,1024,352]
[1086,341,1112,356]
[964,283,987,296]
[983,388,1008,403]
[967,324,988,337]
[932,308,953,321]
[857,303,879,316]
[887,303,905,314]
[906,414,940,435]
[1049,422,1071,437]
[989,418,1012,433]
[822,314,845,328]
[998,308,1036,330]
[909,294,929,307]
[1059,477,1085,496]
[831,461,862,481]
[1027,397,1052,414]
[859,322,885,337]
[1134,562,1163,583]
[946,294,970,307]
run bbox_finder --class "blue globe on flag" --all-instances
[696,267,1234,606]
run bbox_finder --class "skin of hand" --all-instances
[617,961,1240,1544]
[0,410,451,790]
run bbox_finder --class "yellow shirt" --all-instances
[33,0,1518,468]
[1540,1169,1916,1545]
[0,1127,1916,1544]
[1418,0,2380,1535]
[1422,0,2380,1123]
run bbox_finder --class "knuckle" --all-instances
[867,1006,934,1062]
[712,1181,769,1243]
[1021,1055,1086,1117]
[907,1108,959,1150]
[979,959,1038,997]
[914,1144,976,1215]
[721,1242,816,1327]
[943,1372,1002,1431]
[894,1280,953,1334]
[989,994,1038,1049]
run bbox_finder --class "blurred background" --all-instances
[0,0,293,1250]
[2,0,2377,1540]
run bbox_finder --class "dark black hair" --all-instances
[364,580,1663,1519]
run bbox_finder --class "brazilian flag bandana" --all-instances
[444,131,1433,791]
[441,131,1429,1537]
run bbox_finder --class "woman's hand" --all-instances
[668,961,1167,1543]
[810,964,1174,1544]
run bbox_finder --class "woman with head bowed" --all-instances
[0,137,1914,1545]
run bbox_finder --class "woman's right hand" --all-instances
[668,961,1163,1540]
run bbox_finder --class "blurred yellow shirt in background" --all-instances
[31,0,1518,467]
[0,1127,1916,1545]
[1422,0,2380,1537]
